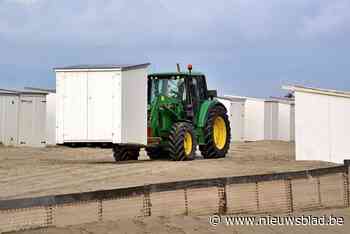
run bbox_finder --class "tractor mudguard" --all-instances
[197,100,227,128]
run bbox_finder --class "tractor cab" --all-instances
[148,71,208,126]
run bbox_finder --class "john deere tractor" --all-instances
[112,64,231,161]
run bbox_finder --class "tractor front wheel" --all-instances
[112,145,139,162]
[200,105,231,159]
[168,122,196,161]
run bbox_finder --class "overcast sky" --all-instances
[0,0,349,97]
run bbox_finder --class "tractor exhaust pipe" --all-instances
[176,63,181,73]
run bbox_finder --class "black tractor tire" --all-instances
[168,122,196,161]
[146,147,169,159]
[199,105,231,159]
[112,145,139,162]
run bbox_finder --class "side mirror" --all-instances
[208,90,217,98]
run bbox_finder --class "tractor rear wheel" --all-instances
[200,105,231,159]
[112,145,139,162]
[168,122,196,161]
[146,147,169,159]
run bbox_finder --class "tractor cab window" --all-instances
[148,77,186,104]
[196,76,208,100]
[190,76,207,102]
[168,79,185,100]
[191,78,200,100]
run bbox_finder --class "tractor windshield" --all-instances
[148,77,186,104]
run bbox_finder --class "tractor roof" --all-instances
[148,72,204,77]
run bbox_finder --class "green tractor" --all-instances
[112,64,231,161]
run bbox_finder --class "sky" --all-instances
[0,0,349,97]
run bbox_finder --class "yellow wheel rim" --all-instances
[184,132,193,156]
[213,116,227,150]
